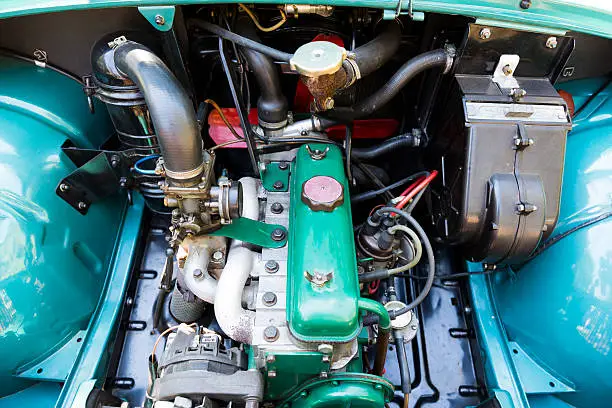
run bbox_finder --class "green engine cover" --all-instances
[287,144,360,343]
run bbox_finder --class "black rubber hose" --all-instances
[187,19,293,62]
[352,20,402,78]
[235,17,288,127]
[330,48,453,121]
[351,133,420,160]
[111,41,204,182]
[361,207,435,317]
[394,331,412,395]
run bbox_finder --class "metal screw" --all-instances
[479,28,491,40]
[78,202,87,210]
[264,326,279,342]
[110,155,120,168]
[154,14,165,25]
[278,161,289,170]
[519,0,531,9]
[193,268,204,278]
[271,202,284,214]
[271,228,286,241]
[125,296,133,306]
[266,354,276,363]
[265,260,279,274]
[410,324,418,330]
[262,292,277,307]
[211,251,224,262]
[502,64,513,76]
[320,372,329,378]
[59,183,70,192]
[545,36,558,49]
[273,180,285,190]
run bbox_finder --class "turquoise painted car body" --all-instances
[0,1,610,408]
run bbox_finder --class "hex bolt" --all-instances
[265,260,279,274]
[271,228,286,241]
[77,202,87,210]
[519,0,531,9]
[110,155,120,168]
[192,268,204,278]
[271,202,284,214]
[266,354,276,364]
[211,251,224,262]
[479,28,491,40]
[264,326,279,342]
[262,292,277,307]
[59,183,70,192]
[546,36,558,49]
[154,14,165,25]
[278,161,289,170]
[273,180,285,190]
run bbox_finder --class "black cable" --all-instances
[345,124,354,185]
[351,171,429,203]
[188,19,293,62]
[352,158,394,201]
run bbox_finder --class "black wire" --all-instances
[396,270,495,280]
[345,124,354,186]
[351,171,429,203]
[352,158,395,201]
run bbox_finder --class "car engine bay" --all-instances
[1,3,612,408]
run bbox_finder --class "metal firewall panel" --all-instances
[287,144,360,343]
[0,55,127,398]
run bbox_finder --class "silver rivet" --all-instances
[546,36,558,49]
[59,183,69,192]
[77,202,87,210]
[154,15,165,25]
[479,28,491,40]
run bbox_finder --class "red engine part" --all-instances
[208,108,258,148]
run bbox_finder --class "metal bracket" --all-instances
[383,0,424,21]
[57,140,160,214]
[261,161,291,192]
[138,6,176,32]
[492,54,520,89]
[209,217,288,248]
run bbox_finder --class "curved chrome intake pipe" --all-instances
[91,36,204,184]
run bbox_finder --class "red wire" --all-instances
[398,175,427,198]
[395,170,438,210]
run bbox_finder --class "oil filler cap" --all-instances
[302,176,344,212]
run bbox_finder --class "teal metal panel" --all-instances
[0,1,610,39]
[478,78,612,408]
[0,55,127,398]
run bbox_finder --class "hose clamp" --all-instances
[443,44,457,74]
[165,161,206,181]
[342,58,361,88]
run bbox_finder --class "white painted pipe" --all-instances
[214,177,259,343]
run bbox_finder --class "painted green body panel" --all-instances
[287,144,360,343]
[0,55,127,398]
[0,1,611,38]
[470,77,612,408]
[263,351,331,401]
[279,373,394,408]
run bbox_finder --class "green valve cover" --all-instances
[287,144,360,343]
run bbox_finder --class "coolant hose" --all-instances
[351,133,420,160]
[187,19,293,62]
[235,17,288,128]
[329,48,454,121]
[110,41,204,183]
[352,20,402,78]
[358,298,391,376]
[214,178,259,344]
